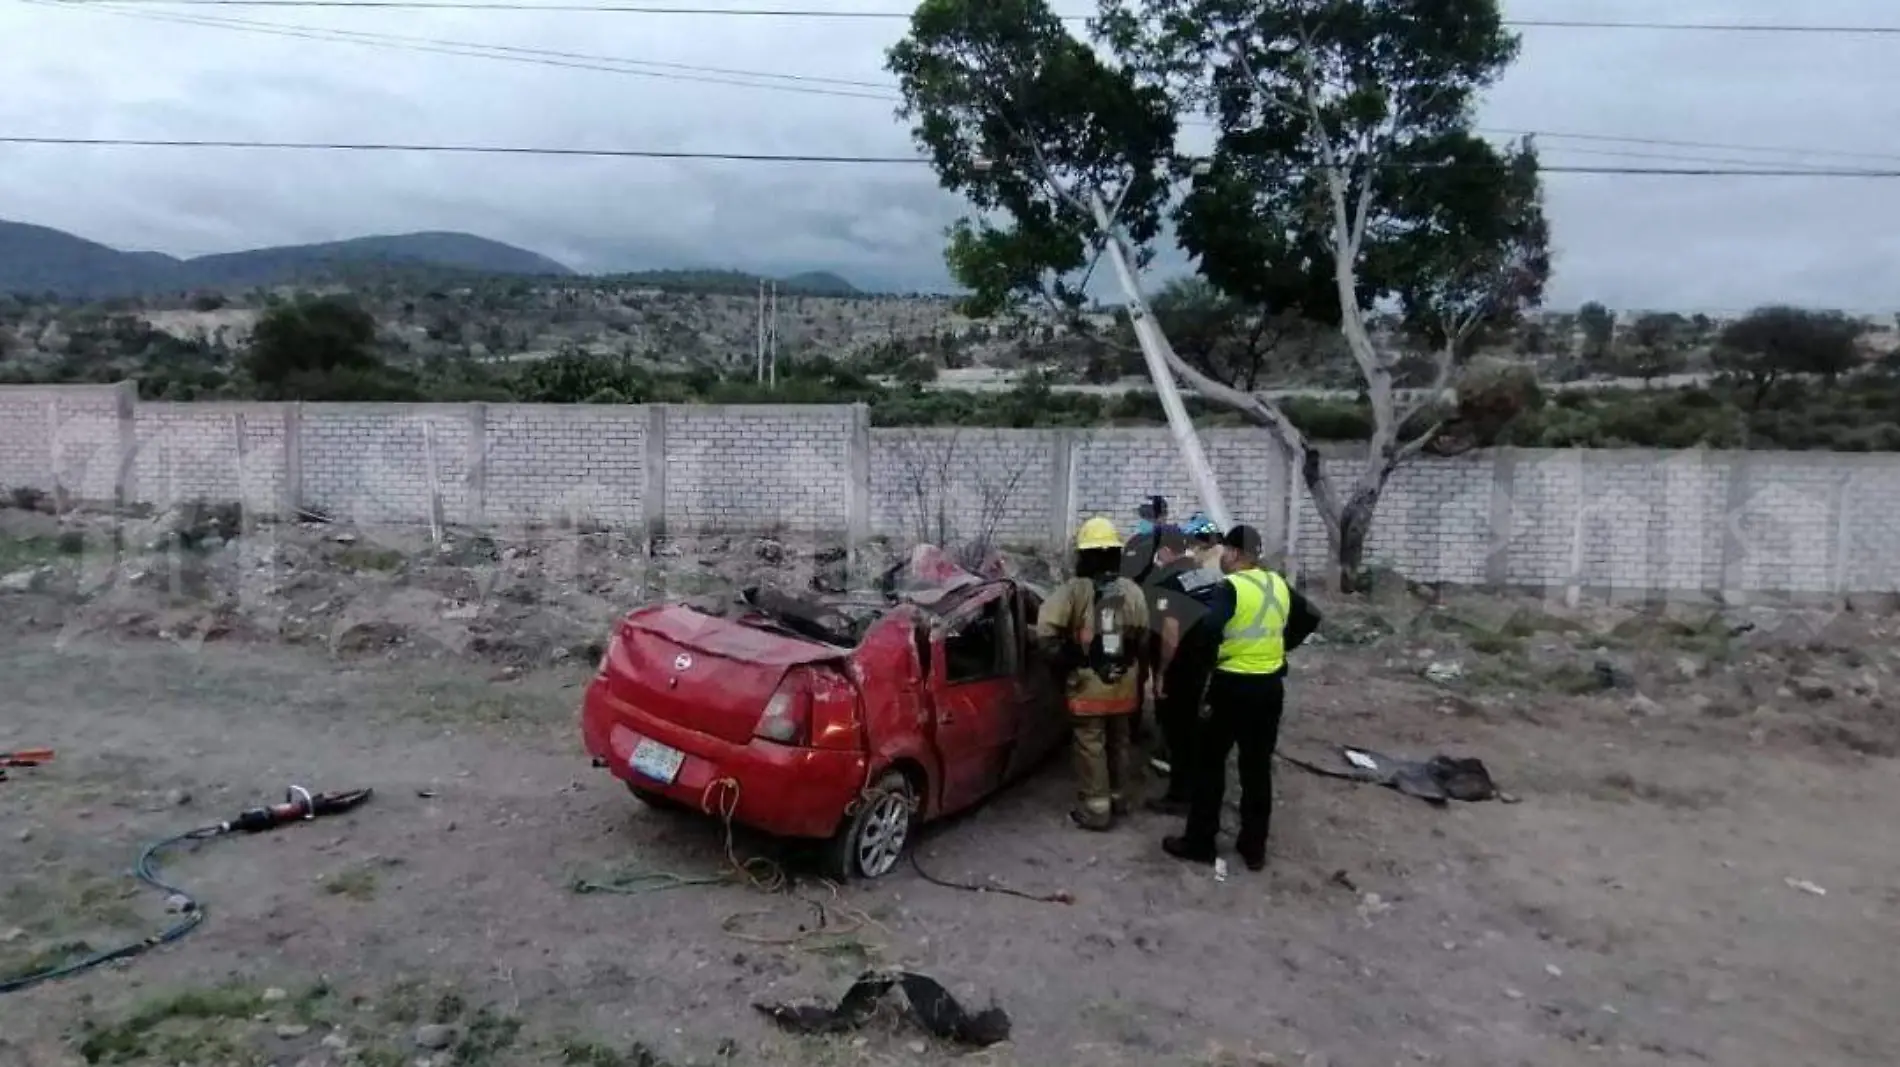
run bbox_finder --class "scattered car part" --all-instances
[0,747,53,783]
[0,785,372,996]
[1278,746,1499,804]
[755,970,1011,1048]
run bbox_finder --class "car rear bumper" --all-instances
[580,678,869,840]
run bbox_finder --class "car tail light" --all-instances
[754,672,813,745]
[805,667,862,751]
[753,667,860,749]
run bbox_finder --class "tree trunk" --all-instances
[1333,488,1380,594]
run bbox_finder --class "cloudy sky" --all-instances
[1,0,1895,311]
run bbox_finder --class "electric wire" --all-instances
[8,135,1900,178]
[36,0,1900,173]
[34,0,1900,35]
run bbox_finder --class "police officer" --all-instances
[1163,524,1320,871]
[1140,526,1222,815]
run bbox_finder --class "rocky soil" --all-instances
[3,499,1898,1067]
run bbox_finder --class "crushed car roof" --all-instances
[733,544,1025,648]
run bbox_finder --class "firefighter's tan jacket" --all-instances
[1034,575,1150,716]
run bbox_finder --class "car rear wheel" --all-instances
[824,771,916,881]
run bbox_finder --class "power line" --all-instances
[1486,126,1900,167]
[24,0,898,98]
[37,0,1900,34]
[10,135,1900,177]
[42,1,1900,171]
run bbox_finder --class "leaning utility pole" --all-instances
[1087,191,1232,532]
[755,279,766,382]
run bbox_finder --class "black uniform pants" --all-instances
[1156,651,1212,801]
[1182,670,1286,862]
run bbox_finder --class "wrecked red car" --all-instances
[580,546,1067,879]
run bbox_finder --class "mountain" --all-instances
[0,221,175,297]
[0,220,574,298]
[779,271,862,297]
[604,267,863,298]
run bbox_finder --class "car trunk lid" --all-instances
[602,606,846,745]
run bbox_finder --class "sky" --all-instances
[0,0,1897,312]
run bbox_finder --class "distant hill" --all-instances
[0,220,574,298]
[604,267,863,298]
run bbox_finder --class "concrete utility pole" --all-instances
[1086,190,1232,532]
[768,281,779,389]
[755,280,766,382]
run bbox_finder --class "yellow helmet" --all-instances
[1076,516,1122,551]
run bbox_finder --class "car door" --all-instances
[1001,585,1068,785]
[928,587,1020,816]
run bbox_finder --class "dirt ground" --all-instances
[3,503,1899,1067]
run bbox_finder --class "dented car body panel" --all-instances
[579,546,1067,845]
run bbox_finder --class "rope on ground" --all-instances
[700,777,789,894]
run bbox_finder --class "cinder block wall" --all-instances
[482,403,645,528]
[663,406,856,534]
[8,383,1900,595]
[132,402,291,516]
[0,383,130,505]
[868,427,1059,548]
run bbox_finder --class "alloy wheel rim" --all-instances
[856,793,910,877]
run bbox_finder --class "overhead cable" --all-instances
[9,135,1900,177]
[39,1,1900,171]
[34,0,1900,35]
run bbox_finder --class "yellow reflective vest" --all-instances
[1216,568,1290,675]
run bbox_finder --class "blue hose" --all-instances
[0,826,223,996]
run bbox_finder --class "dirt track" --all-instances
[5,590,1899,1067]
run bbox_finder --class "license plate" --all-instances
[630,739,685,785]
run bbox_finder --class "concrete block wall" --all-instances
[301,404,476,525]
[662,405,855,534]
[482,404,644,528]
[10,383,1900,596]
[1292,453,1495,584]
[0,383,130,504]
[132,403,292,516]
[868,427,1059,547]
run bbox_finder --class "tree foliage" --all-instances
[888,0,1550,589]
[1145,277,1340,390]
[1578,301,1616,359]
[244,297,399,400]
[1716,305,1864,407]
[887,0,1177,317]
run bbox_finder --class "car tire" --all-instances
[823,770,916,881]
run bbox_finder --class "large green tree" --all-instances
[1715,306,1864,408]
[889,0,1549,589]
[244,296,394,400]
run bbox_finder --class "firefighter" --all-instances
[1036,516,1151,831]
[1140,527,1223,816]
[1163,524,1321,870]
